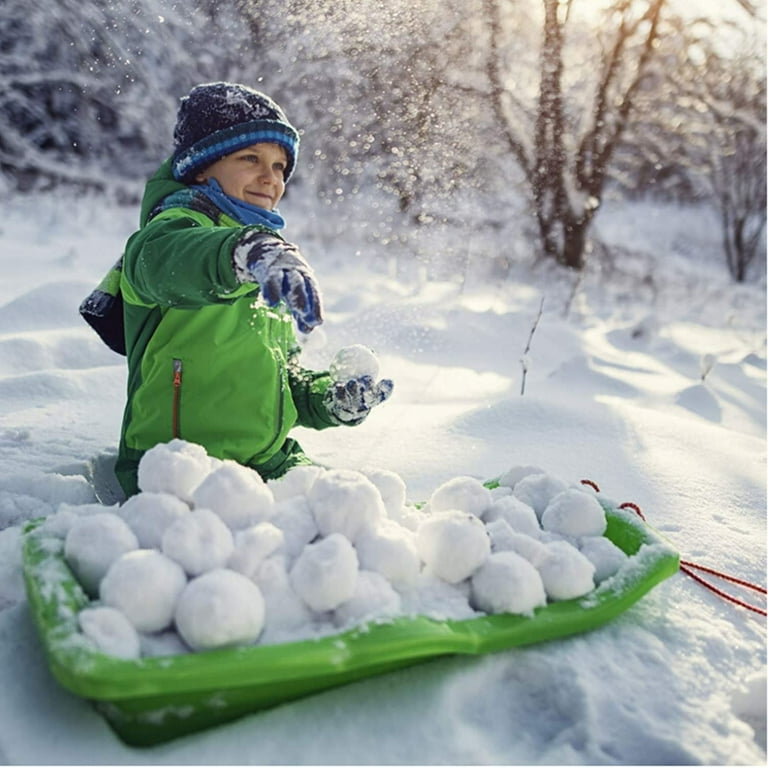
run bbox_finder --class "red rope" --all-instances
[679,562,767,617]
[619,501,646,521]
[580,479,767,617]
[679,560,768,593]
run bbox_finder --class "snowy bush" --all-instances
[48,441,649,658]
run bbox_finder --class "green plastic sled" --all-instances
[21,500,678,747]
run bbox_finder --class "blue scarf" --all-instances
[190,179,286,230]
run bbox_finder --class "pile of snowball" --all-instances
[40,440,631,660]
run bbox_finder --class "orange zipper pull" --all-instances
[172,359,183,437]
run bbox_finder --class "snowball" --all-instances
[44,502,120,538]
[485,518,541,559]
[271,496,320,561]
[579,536,628,582]
[499,529,549,567]
[483,494,541,535]
[100,549,187,633]
[512,473,569,520]
[307,469,386,543]
[254,555,313,641]
[428,476,493,519]
[118,492,190,549]
[537,540,596,601]
[64,512,139,596]
[497,464,546,489]
[78,606,141,660]
[268,465,325,502]
[334,570,402,628]
[290,533,359,612]
[541,488,607,538]
[484,518,552,568]
[191,460,274,530]
[416,510,491,584]
[228,522,285,580]
[139,630,191,657]
[389,503,425,532]
[329,344,380,381]
[161,508,234,576]
[361,467,407,517]
[470,552,547,615]
[137,439,212,502]
[355,519,421,589]
[399,572,476,621]
[174,569,266,651]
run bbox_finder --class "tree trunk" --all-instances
[560,214,592,270]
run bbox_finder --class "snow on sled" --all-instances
[21,488,678,748]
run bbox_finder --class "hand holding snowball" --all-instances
[323,345,393,425]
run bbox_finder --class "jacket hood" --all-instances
[139,157,186,227]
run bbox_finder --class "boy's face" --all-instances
[195,142,287,210]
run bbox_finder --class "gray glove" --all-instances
[324,376,394,425]
[233,230,323,333]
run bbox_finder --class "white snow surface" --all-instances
[0,193,765,764]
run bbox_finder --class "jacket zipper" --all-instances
[172,358,182,438]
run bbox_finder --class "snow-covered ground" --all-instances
[0,191,765,765]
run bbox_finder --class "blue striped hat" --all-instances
[171,82,300,183]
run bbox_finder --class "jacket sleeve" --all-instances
[287,363,339,430]
[122,212,254,308]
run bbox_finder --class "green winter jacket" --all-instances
[115,159,336,496]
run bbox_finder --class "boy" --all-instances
[114,82,392,496]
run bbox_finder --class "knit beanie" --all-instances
[171,82,300,183]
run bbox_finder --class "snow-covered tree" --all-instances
[675,33,766,281]
[483,0,669,270]
[608,3,766,282]
[243,0,489,221]
[0,0,254,191]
